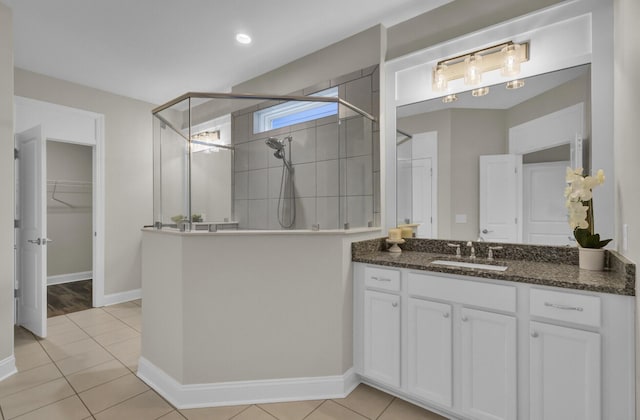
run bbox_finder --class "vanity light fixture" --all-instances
[431,41,529,91]
[472,87,490,97]
[442,94,458,104]
[506,79,525,90]
[191,130,222,153]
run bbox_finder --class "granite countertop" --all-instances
[352,238,636,296]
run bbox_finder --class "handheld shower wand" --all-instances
[264,136,295,228]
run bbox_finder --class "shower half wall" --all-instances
[153,83,378,231]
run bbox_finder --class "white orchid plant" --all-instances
[565,167,612,249]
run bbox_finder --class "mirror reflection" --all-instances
[397,64,592,245]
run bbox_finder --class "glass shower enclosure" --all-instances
[152,92,377,231]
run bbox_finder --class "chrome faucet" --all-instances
[487,246,503,261]
[466,241,476,260]
[447,243,461,258]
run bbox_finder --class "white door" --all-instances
[523,162,573,245]
[530,321,601,420]
[363,290,400,387]
[16,126,48,337]
[412,158,433,237]
[479,155,522,243]
[460,307,517,420]
[407,298,452,406]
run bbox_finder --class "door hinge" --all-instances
[14,148,18,159]
[14,289,19,298]
[514,166,518,174]
[515,217,518,224]
[430,168,433,176]
[14,219,19,228]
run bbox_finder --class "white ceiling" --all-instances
[2,0,451,105]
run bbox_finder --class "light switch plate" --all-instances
[455,214,467,224]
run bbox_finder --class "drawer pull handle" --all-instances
[544,302,584,312]
[392,302,398,308]
[371,276,391,282]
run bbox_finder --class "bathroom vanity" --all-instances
[352,238,635,420]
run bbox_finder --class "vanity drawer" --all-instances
[407,272,516,313]
[364,266,401,292]
[530,288,601,328]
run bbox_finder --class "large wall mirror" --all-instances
[396,64,593,245]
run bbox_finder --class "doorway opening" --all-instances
[14,97,105,338]
[46,141,94,317]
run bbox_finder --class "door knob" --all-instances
[531,331,539,338]
[27,238,41,245]
[443,312,450,318]
[482,229,493,234]
[392,302,398,308]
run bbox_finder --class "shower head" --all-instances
[265,137,284,151]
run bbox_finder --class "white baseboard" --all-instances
[137,357,359,409]
[102,288,142,306]
[0,356,17,382]
[47,271,92,286]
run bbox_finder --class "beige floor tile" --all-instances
[259,399,324,420]
[104,306,141,320]
[78,373,148,414]
[41,338,103,361]
[55,347,114,376]
[80,319,129,337]
[232,405,277,420]
[332,384,393,419]
[66,358,130,393]
[131,299,142,307]
[40,328,90,347]
[0,363,62,399]
[14,343,51,372]
[93,326,139,347]
[14,327,36,345]
[93,390,173,420]
[117,352,140,372]
[157,411,186,420]
[67,309,116,328]
[0,377,75,419]
[11,395,90,420]
[105,336,141,360]
[180,404,249,420]
[46,315,72,327]
[305,400,367,420]
[47,320,85,336]
[377,398,448,420]
[118,315,142,332]
[103,302,139,311]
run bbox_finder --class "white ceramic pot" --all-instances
[578,247,605,271]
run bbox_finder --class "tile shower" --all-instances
[152,66,380,231]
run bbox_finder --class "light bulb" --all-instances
[506,79,525,89]
[464,54,482,85]
[472,87,489,97]
[442,94,458,104]
[501,44,521,77]
[432,63,448,92]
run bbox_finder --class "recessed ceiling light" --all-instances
[236,33,252,45]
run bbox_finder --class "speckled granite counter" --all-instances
[352,238,636,296]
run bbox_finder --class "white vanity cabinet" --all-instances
[353,263,635,420]
[529,288,603,420]
[362,266,401,387]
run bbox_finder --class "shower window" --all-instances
[253,87,338,134]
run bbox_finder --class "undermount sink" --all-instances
[431,260,508,272]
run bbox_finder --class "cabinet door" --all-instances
[408,298,452,406]
[530,321,601,420]
[461,307,517,420]
[363,290,400,387]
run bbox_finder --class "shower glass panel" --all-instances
[152,92,377,231]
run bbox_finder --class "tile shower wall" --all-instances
[232,66,380,230]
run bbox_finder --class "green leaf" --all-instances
[574,228,611,249]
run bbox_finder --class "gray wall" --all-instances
[0,2,14,365]
[612,0,640,414]
[47,141,92,277]
[15,69,154,296]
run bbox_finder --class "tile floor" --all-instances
[1,300,447,420]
